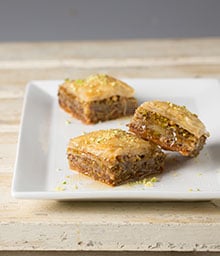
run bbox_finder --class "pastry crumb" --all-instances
[55,186,65,191]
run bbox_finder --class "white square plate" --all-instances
[12,78,220,200]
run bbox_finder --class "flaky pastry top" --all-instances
[135,101,209,138]
[60,74,135,102]
[67,129,162,162]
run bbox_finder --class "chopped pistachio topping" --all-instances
[62,181,67,185]
[65,120,71,125]
[75,79,84,84]
[168,102,173,107]
[144,181,153,187]
[150,177,158,183]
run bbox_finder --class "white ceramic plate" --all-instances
[12,78,220,200]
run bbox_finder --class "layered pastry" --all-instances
[128,101,209,157]
[67,129,165,186]
[58,74,137,124]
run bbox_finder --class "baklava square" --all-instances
[128,101,209,157]
[58,74,138,124]
[67,129,165,186]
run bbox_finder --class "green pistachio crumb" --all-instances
[75,79,84,84]
[65,120,71,125]
[150,177,158,183]
[145,181,153,187]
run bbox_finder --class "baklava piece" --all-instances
[128,101,209,157]
[67,129,165,186]
[58,74,137,124]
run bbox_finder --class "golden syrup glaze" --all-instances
[67,129,162,161]
[135,101,209,138]
[60,74,135,102]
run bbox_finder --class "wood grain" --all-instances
[1,39,220,252]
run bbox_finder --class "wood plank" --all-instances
[0,132,18,144]
[0,98,22,125]
[0,144,16,173]
[1,252,220,256]
[1,56,220,70]
[0,133,17,173]
[0,65,219,89]
[0,39,220,61]
[0,85,24,99]
[1,172,220,251]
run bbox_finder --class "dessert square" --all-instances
[67,129,165,186]
[128,101,209,157]
[58,74,137,124]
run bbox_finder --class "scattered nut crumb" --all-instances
[129,176,159,187]
[74,184,79,189]
[188,188,200,192]
[65,120,71,125]
[55,186,65,191]
[145,181,153,187]
[150,177,158,183]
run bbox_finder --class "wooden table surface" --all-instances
[1,38,220,254]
